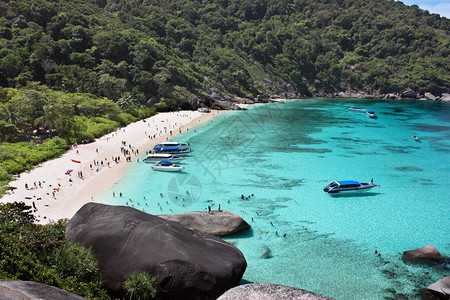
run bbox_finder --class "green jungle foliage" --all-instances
[0,0,448,102]
[0,202,110,299]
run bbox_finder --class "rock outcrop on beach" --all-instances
[428,276,450,299]
[0,280,87,300]
[217,283,334,300]
[158,210,250,237]
[402,245,443,264]
[66,203,247,299]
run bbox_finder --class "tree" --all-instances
[0,103,22,126]
[0,121,18,142]
[34,104,61,132]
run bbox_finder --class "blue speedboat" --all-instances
[366,110,377,118]
[153,141,190,150]
[323,180,379,194]
[153,146,192,154]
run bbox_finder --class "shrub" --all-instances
[123,272,158,300]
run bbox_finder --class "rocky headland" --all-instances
[183,86,450,112]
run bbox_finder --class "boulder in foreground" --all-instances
[0,280,87,300]
[402,245,443,264]
[158,210,250,236]
[428,276,450,299]
[217,283,334,300]
[66,203,247,300]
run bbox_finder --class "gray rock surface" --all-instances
[424,92,437,101]
[428,276,450,298]
[441,93,450,102]
[401,90,418,99]
[402,245,443,264]
[66,203,247,299]
[158,210,250,237]
[0,280,86,300]
[145,96,159,107]
[217,283,334,300]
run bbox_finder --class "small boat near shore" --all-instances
[153,146,192,154]
[143,153,185,163]
[348,106,367,112]
[323,180,379,194]
[366,110,377,118]
[153,142,190,150]
[151,161,185,172]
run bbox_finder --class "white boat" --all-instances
[143,154,185,163]
[348,106,367,112]
[151,161,185,172]
[366,110,377,118]
[153,146,192,154]
[323,180,379,194]
[153,142,190,150]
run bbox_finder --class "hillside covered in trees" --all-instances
[0,0,449,110]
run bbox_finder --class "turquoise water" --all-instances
[99,99,450,299]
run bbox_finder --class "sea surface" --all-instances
[98,98,450,299]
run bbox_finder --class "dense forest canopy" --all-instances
[0,0,449,109]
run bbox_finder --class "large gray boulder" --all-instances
[402,245,443,264]
[217,283,334,300]
[440,93,450,102]
[0,280,87,300]
[424,92,438,101]
[66,203,247,300]
[428,276,450,299]
[401,90,418,99]
[158,210,250,237]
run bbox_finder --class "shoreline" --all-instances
[0,110,221,223]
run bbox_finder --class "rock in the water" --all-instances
[66,203,247,299]
[428,276,450,298]
[217,283,334,300]
[402,245,443,264]
[158,210,250,237]
[0,280,87,300]
[260,247,272,259]
[401,90,418,99]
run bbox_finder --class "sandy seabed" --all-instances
[0,110,220,223]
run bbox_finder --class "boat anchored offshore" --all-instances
[366,110,377,118]
[151,161,185,172]
[323,179,379,194]
[143,153,185,163]
[348,106,367,112]
[153,146,192,154]
[153,142,190,150]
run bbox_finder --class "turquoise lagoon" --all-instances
[98,99,450,299]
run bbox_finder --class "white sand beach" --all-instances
[0,110,220,223]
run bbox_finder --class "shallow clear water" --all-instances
[98,99,450,299]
